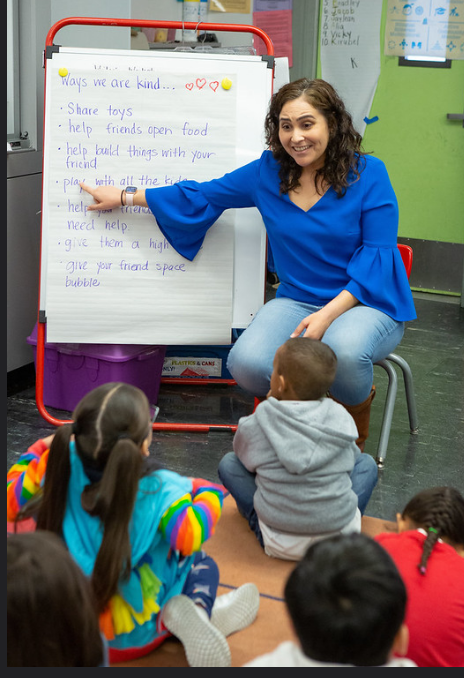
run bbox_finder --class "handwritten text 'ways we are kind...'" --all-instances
[60,72,221,94]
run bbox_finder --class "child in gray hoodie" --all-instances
[218,338,378,560]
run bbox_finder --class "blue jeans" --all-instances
[181,551,219,617]
[217,451,378,545]
[227,297,404,405]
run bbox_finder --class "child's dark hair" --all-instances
[401,486,464,575]
[264,78,364,197]
[284,533,407,666]
[277,337,337,400]
[34,382,154,612]
[7,531,104,667]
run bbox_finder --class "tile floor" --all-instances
[7,291,464,522]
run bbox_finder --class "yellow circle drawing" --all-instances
[221,78,232,90]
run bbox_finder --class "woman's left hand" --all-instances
[291,291,359,341]
[291,310,331,340]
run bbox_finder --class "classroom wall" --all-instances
[363,53,464,244]
[362,2,464,295]
[317,0,464,295]
[50,0,131,49]
[132,0,253,48]
[7,0,51,374]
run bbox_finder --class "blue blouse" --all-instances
[145,151,416,322]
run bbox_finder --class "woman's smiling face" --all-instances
[278,95,330,173]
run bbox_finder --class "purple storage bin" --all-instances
[27,323,166,413]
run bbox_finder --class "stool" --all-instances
[373,244,419,467]
[374,352,419,467]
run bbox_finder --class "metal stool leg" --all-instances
[386,353,419,434]
[374,359,398,468]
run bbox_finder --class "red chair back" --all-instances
[398,244,413,279]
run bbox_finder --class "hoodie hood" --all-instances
[252,397,358,475]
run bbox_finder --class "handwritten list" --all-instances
[41,49,270,344]
[320,0,383,137]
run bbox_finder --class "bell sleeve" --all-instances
[144,160,260,261]
[344,158,417,322]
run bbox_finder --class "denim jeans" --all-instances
[227,297,404,405]
[217,451,379,546]
[181,551,219,617]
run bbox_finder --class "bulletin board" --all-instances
[40,19,274,346]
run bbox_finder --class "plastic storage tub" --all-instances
[27,323,166,412]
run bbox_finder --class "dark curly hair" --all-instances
[264,78,365,197]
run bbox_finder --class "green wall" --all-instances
[318,1,464,245]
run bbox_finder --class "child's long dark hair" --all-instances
[401,486,464,575]
[7,531,104,667]
[35,382,153,611]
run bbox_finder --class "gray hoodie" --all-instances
[233,397,360,535]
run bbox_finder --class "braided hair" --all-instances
[401,487,464,576]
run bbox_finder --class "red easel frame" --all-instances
[36,17,274,430]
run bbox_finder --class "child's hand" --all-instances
[42,434,55,448]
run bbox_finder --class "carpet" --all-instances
[111,496,396,668]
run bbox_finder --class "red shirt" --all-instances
[376,530,464,667]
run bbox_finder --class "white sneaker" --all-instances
[161,595,231,667]
[211,583,260,637]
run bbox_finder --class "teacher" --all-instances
[80,78,416,450]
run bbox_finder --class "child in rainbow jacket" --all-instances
[7,382,259,667]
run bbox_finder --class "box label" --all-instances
[162,356,223,378]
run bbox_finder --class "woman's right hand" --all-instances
[79,183,123,211]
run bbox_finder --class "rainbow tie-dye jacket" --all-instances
[7,439,223,651]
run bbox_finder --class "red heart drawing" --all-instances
[209,81,219,92]
[185,83,194,90]
[196,78,206,89]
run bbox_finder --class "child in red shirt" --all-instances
[375,486,464,667]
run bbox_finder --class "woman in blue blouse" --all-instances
[81,78,416,450]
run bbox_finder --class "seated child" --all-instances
[7,531,107,667]
[375,486,464,667]
[7,382,259,668]
[245,533,416,667]
[218,338,378,560]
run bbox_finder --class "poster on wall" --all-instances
[384,0,464,60]
[210,0,252,12]
[320,0,383,138]
[253,1,293,68]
